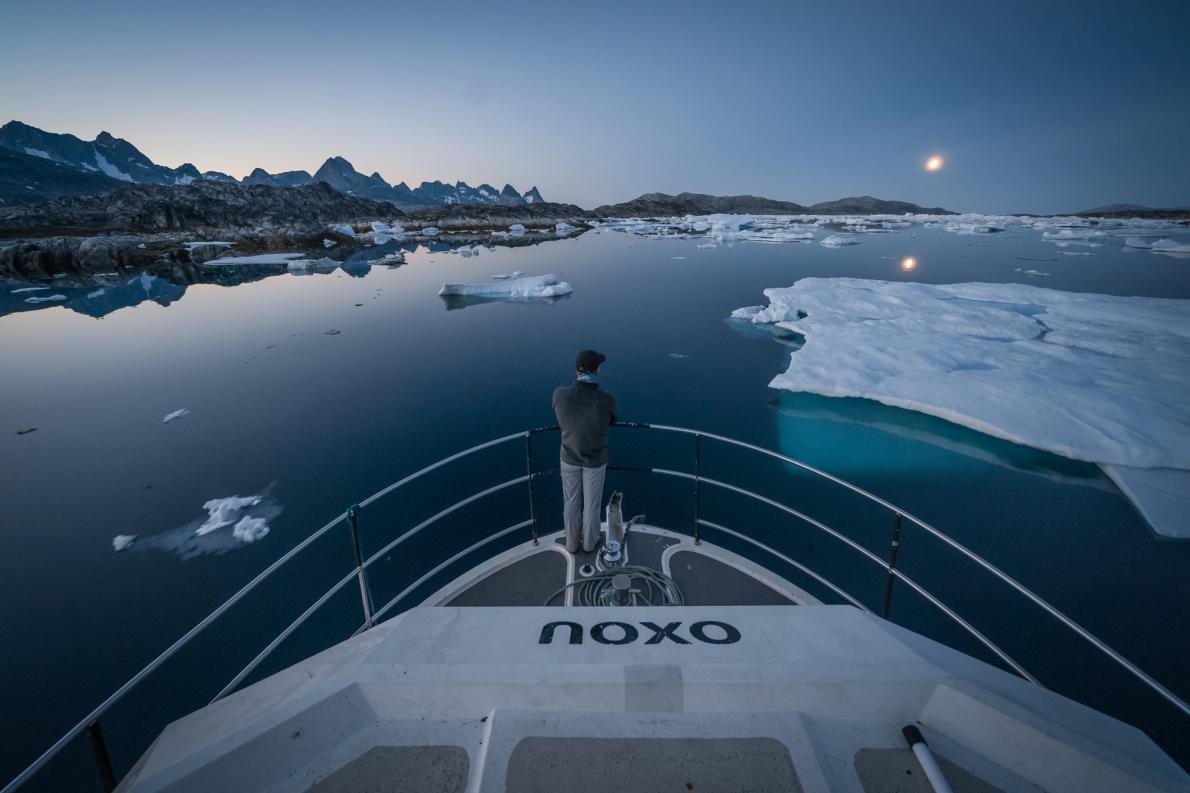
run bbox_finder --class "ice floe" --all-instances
[734,277,1190,538]
[323,239,337,248]
[204,252,307,266]
[117,489,282,557]
[184,241,233,251]
[820,234,859,247]
[1013,268,1051,277]
[162,408,190,423]
[438,273,573,298]
[1124,237,1190,256]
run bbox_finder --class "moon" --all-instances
[900,257,917,271]
[925,155,944,172]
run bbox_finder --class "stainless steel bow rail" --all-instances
[4,423,1188,793]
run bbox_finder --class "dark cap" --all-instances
[576,349,606,373]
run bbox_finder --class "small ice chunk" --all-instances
[332,225,356,237]
[112,535,137,552]
[323,238,337,248]
[195,495,262,536]
[1013,268,1052,277]
[672,256,687,260]
[556,222,578,235]
[232,516,270,543]
[162,408,190,423]
[820,234,859,246]
[1152,239,1190,253]
[508,224,526,236]
[668,353,691,359]
[438,273,573,298]
[370,221,392,233]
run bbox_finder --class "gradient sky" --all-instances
[2,0,1188,213]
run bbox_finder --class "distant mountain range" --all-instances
[0,121,545,210]
[1075,203,1190,220]
[594,192,954,217]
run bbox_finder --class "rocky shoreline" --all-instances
[0,181,594,279]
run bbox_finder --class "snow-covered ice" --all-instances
[162,408,190,423]
[438,273,573,298]
[232,516,270,543]
[204,252,307,265]
[112,535,137,552]
[195,495,263,536]
[735,278,1190,538]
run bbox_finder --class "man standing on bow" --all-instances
[552,349,618,554]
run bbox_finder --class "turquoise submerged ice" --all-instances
[734,278,1190,538]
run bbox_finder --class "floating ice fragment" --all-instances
[555,222,577,235]
[668,353,691,359]
[508,224,526,236]
[232,516,270,543]
[438,274,573,298]
[323,239,337,248]
[162,408,191,424]
[820,234,859,247]
[195,495,262,536]
[491,271,526,280]
[1152,239,1190,253]
[672,256,688,260]
[1059,251,1094,256]
[112,535,137,552]
[735,278,1190,537]
[1013,268,1052,277]
[331,225,356,237]
[25,294,66,303]
[183,241,233,251]
[205,252,307,266]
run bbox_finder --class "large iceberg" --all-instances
[734,278,1190,538]
[438,273,573,298]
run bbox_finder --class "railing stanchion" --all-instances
[347,505,375,629]
[525,433,539,545]
[85,722,116,793]
[882,512,903,618]
[693,433,702,544]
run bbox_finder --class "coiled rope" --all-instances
[544,565,685,607]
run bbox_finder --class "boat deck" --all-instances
[427,524,811,608]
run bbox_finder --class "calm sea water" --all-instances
[2,222,1189,786]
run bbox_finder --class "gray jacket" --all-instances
[552,380,618,467]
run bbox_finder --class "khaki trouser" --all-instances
[560,458,606,553]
